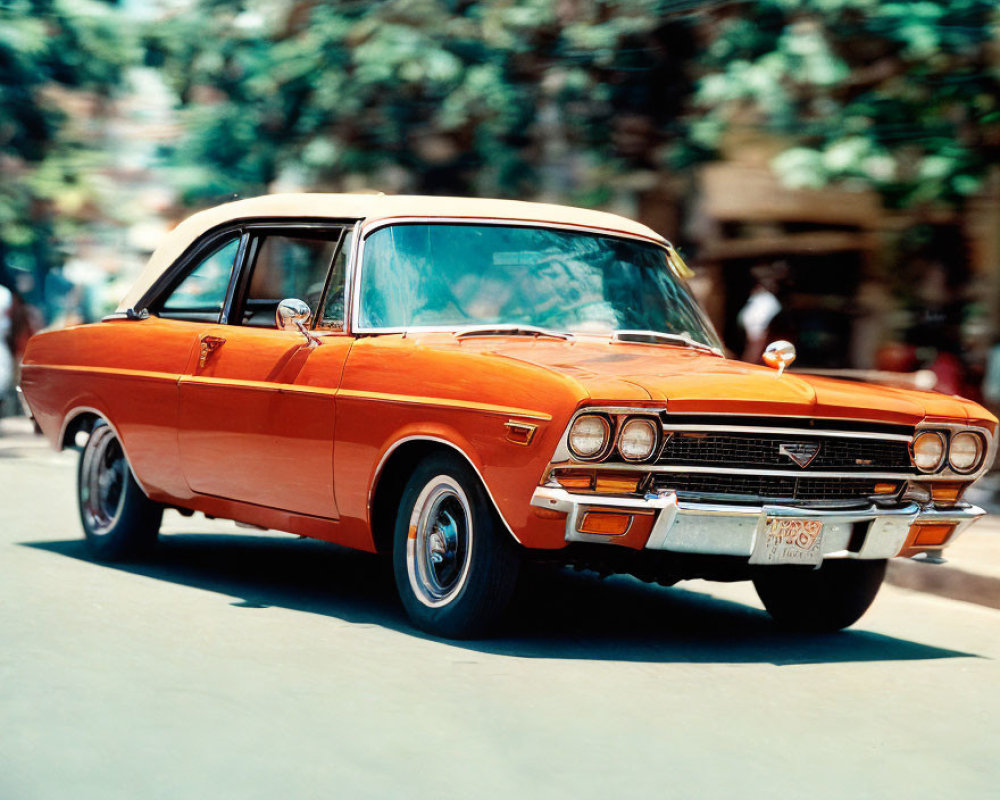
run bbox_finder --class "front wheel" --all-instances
[392,453,520,638]
[78,420,163,561]
[751,559,887,632]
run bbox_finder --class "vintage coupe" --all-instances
[20,194,997,637]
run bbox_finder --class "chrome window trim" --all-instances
[229,221,357,331]
[341,220,362,333]
[349,216,693,337]
[135,218,363,325]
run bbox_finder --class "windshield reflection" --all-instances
[357,223,723,351]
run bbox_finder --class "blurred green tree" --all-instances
[0,0,135,302]
[146,0,697,203]
[152,0,1000,211]
[690,0,1000,207]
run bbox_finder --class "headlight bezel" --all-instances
[567,413,613,461]
[910,430,947,474]
[948,430,986,474]
[617,416,660,463]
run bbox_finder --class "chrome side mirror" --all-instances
[276,298,322,347]
[762,340,796,375]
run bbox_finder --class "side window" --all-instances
[240,231,346,328]
[159,237,239,323]
[318,234,351,329]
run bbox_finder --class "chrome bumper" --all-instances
[529,486,985,560]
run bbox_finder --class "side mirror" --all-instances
[276,298,322,347]
[762,340,796,375]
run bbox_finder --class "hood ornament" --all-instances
[779,441,820,468]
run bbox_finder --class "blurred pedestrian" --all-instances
[0,283,14,418]
[738,262,787,363]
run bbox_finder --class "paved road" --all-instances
[3,426,1000,799]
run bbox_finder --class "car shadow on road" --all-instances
[24,533,979,666]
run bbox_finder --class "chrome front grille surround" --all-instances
[656,432,914,472]
[548,410,994,509]
[650,418,913,506]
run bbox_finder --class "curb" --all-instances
[886,559,1000,611]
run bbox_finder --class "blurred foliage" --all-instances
[149,0,1000,210]
[3,0,1000,292]
[693,0,1000,206]
[145,0,695,203]
[0,0,136,283]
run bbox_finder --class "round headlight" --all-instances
[618,417,658,462]
[568,414,610,460]
[949,431,984,473]
[911,431,946,473]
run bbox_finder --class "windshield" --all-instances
[356,223,723,350]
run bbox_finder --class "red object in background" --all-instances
[930,351,964,397]
[875,342,917,373]
[6,291,40,359]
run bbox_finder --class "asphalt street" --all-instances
[2,424,999,799]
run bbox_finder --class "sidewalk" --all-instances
[4,414,999,610]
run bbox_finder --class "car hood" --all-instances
[444,336,988,426]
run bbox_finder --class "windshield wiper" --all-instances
[611,329,722,355]
[453,324,574,341]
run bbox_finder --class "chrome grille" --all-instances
[650,474,899,505]
[657,432,912,472]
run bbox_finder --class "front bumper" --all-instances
[530,486,985,560]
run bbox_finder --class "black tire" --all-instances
[392,453,520,638]
[77,420,163,561]
[751,559,887,632]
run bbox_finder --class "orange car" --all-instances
[19,194,997,637]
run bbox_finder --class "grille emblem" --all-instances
[779,442,821,468]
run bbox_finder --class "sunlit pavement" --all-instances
[2,420,1000,799]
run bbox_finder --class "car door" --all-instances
[176,224,355,519]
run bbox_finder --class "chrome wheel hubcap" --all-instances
[80,426,127,536]
[406,476,473,608]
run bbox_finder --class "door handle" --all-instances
[198,335,226,367]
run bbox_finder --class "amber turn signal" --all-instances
[553,471,594,490]
[898,522,957,557]
[578,511,633,536]
[929,482,967,505]
[911,524,956,548]
[594,474,642,494]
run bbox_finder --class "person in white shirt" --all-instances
[0,284,14,417]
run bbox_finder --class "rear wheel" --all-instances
[78,420,163,561]
[751,559,886,632]
[392,453,520,638]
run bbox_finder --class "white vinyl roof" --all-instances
[117,193,668,312]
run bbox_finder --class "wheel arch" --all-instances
[368,435,521,555]
[58,406,152,497]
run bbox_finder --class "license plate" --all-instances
[749,518,824,566]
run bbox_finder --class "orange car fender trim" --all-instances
[368,433,523,544]
[30,363,178,382]
[57,405,154,498]
[338,388,551,421]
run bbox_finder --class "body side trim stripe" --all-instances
[338,388,551,420]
